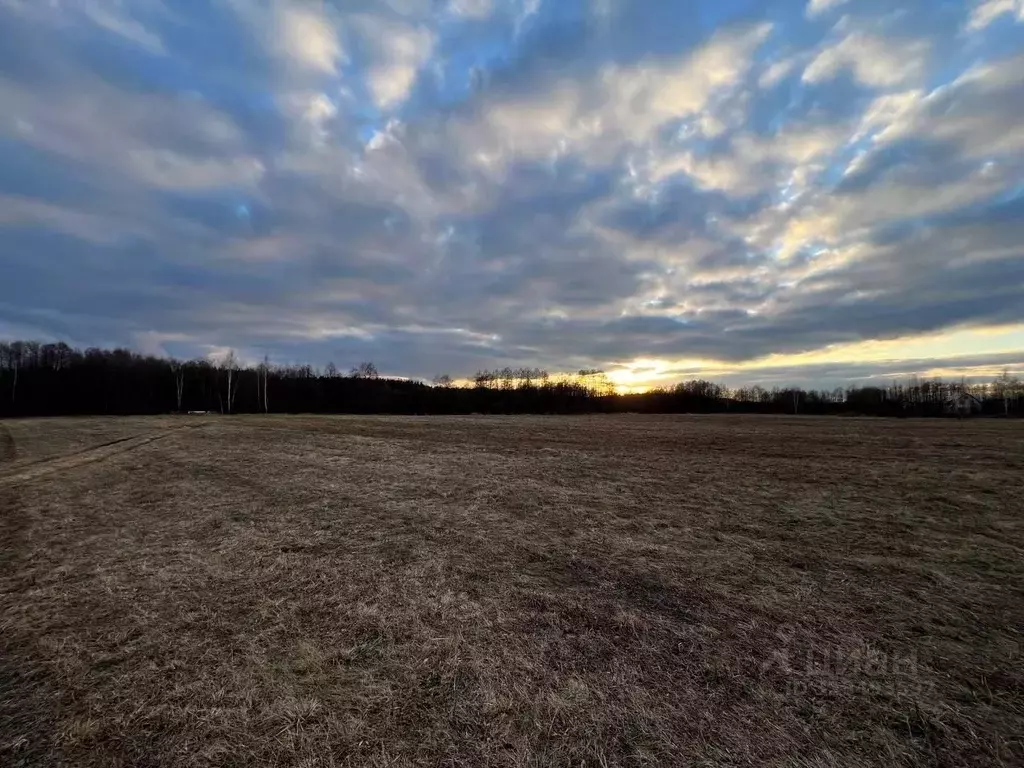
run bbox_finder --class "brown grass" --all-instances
[1,414,1022,767]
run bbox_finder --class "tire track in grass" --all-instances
[0,424,200,488]
[0,424,15,464]
[0,422,58,764]
[2,432,148,472]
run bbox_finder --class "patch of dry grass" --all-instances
[0,416,184,471]
[1,415,1022,766]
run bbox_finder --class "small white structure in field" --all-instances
[945,392,983,417]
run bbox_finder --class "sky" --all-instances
[1,0,1023,391]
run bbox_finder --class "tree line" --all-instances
[0,340,1021,418]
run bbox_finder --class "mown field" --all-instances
[1,414,1022,767]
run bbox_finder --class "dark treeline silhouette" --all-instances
[1,340,1021,418]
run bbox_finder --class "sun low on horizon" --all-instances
[1,0,1022,391]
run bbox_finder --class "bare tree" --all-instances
[350,361,379,379]
[170,361,185,411]
[499,367,515,390]
[9,342,20,404]
[578,369,613,396]
[993,369,1020,416]
[432,374,453,387]
[325,361,338,378]
[42,342,71,372]
[221,350,240,414]
[258,355,271,413]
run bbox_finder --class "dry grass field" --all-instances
[1,414,1022,767]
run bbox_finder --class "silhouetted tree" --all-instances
[350,362,379,379]
[0,338,1020,419]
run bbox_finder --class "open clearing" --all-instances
[1,414,1022,767]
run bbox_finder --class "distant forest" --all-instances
[0,340,1021,419]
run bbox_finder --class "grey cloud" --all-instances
[663,350,1024,390]
[834,138,976,197]
[1,0,1022,386]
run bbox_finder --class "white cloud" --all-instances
[225,0,344,76]
[128,151,265,191]
[354,16,435,110]
[855,53,1024,158]
[1,0,167,52]
[806,0,849,18]
[926,57,1024,157]
[4,0,1023,381]
[759,56,798,88]
[461,23,772,170]
[447,0,494,19]
[656,123,846,196]
[803,32,929,88]
[278,91,338,148]
[0,74,261,193]
[516,0,542,33]
[780,164,1012,250]
[81,0,166,53]
[966,0,1024,31]
[277,4,344,75]
[603,23,771,137]
[714,51,1024,266]
[0,195,140,244]
[850,89,925,144]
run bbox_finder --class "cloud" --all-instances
[278,4,344,74]
[759,56,799,88]
[803,32,930,88]
[967,0,1024,31]
[0,0,167,53]
[806,0,849,18]
[653,122,847,195]
[0,195,147,245]
[515,0,542,35]
[224,0,344,76]
[354,15,435,109]
[447,0,495,19]
[454,22,772,170]
[0,72,262,196]
[80,0,167,54]
[0,0,1022,388]
[869,55,1024,158]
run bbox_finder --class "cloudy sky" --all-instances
[1,0,1023,390]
